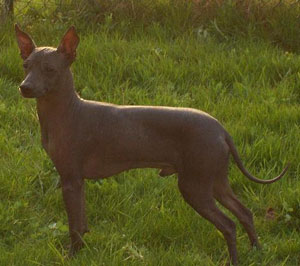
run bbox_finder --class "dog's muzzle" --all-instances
[19,84,35,98]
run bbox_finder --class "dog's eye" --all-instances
[44,65,55,73]
[23,63,29,69]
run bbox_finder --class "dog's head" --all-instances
[15,25,79,98]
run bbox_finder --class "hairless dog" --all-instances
[15,25,289,265]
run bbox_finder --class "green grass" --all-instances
[1,1,300,265]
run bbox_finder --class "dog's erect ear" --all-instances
[57,26,79,64]
[15,24,36,60]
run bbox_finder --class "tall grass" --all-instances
[0,0,300,265]
[2,0,300,51]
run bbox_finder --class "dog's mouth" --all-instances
[19,87,48,98]
[19,87,35,98]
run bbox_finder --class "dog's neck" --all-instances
[36,69,80,118]
[36,69,81,143]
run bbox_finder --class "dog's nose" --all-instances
[19,84,32,94]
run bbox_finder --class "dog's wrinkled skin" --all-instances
[15,25,289,265]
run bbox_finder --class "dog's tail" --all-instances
[225,133,289,184]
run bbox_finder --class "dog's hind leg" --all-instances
[178,174,238,265]
[213,174,260,248]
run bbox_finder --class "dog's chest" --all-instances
[41,127,74,166]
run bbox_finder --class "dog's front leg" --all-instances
[61,176,87,256]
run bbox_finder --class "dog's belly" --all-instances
[82,156,175,179]
[83,161,130,179]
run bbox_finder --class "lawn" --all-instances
[0,1,300,265]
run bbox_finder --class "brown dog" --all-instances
[15,25,288,265]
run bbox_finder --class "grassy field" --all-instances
[1,1,300,265]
